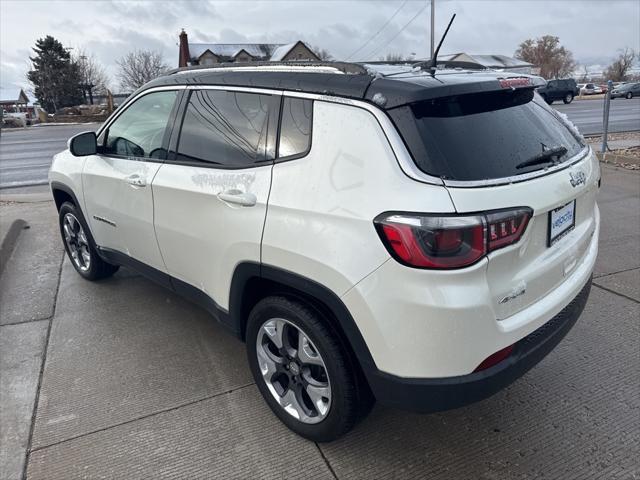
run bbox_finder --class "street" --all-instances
[1,164,638,479]
[0,125,95,189]
[0,98,639,189]
[554,96,640,135]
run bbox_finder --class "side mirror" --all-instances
[68,131,97,156]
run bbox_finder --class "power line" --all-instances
[363,2,428,61]
[344,1,408,61]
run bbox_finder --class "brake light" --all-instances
[374,208,532,269]
[498,77,532,89]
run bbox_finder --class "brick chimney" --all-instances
[178,29,190,68]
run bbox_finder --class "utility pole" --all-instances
[601,79,613,154]
[430,0,435,58]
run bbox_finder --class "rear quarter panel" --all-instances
[262,100,455,296]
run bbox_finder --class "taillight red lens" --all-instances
[486,209,532,252]
[374,207,532,269]
[375,214,486,269]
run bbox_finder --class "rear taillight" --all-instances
[486,209,531,251]
[374,207,532,269]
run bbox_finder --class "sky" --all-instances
[1,0,639,94]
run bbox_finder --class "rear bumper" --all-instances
[367,276,592,413]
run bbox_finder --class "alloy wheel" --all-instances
[256,318,331,424]
[62,213,91,272]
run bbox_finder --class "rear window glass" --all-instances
[388,88,585,182]
[278,97,312,158]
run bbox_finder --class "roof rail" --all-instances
[167,60,369,76]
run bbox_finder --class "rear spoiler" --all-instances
[366,73,547,109]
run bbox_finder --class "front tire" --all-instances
[626,92,633,99]
[246,296,370,442]
[58,202,119,280]
[563,93,574,104]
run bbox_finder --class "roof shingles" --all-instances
[189,43,282,61]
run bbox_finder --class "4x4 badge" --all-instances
[569,171,586,187]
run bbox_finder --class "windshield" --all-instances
[387,88,585,181]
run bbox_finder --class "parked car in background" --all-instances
[537,78,580,104]
[49,62,600,442]
[599,84,609,94]
[610,82,640,99]
[580,83,602,95]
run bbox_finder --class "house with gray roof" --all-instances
[0,88,29,108]
[178,30,319,67]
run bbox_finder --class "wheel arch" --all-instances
[230,262,378,389]
[51,181,80,211]
[51,181,103,258]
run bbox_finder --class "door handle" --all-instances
[125,173,146,187]
[217,190,257,207]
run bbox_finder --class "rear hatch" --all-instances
[387,79,599,319]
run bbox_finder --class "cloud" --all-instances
[1,0,638,90]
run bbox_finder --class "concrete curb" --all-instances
[596,151,640,169]
[0,184,51,196]
[0,219,29,276]
[0,185,52,203]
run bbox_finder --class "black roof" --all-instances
[141,61,545,110]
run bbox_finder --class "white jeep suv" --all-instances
[49,62,600,442]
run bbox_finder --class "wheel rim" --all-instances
[62,213,91,272]
[256,318,331,424]
[566,94,572,102]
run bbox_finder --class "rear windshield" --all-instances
[388,88,585,182]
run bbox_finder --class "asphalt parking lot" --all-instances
[0,164,639,480]
[554,96,640,135]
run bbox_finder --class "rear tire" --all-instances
[58,202,119,280]
[563,93,574,104]
[246,296,372,442]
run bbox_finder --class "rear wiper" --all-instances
[516,146,568,169]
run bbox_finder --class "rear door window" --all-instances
[278,97,312,158]
[176,89,276,167]
[388,88,585,182]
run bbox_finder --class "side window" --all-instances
[102,90,178,160]
[278,97,312,158]
[176,89,273,167]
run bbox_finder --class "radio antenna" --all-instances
[429,13,456,76]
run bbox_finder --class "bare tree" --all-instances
[74,49,110,104]
[381,53,406,62]
[515,35,576,79]
[310,45,333,61]
[579,64,589,82]
[116,50,168,92]
[603,48,636,82]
